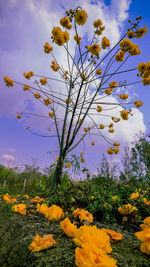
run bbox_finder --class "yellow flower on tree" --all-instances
[88,44,101,55]
[4,76,14,87]
[66,162,71,168]
[34,93,41,99]
[75,10,88,25]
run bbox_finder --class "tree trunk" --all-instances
[50,157,64,191]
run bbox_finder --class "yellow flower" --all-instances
[75,244,117,267]
[108,81,117,88]
[65,98,72,103]
[43,98,52,105]
[91,141,95,146]
[60,217,77,237]
[140,217,150,229]
[115,50,125,62]
[108,129,115,133]
[40,78,47,85]
[101,36,110,49]
[73,208,94,223]
[119,94,129,100]
[66,162,71,168]
[3,193,17,204]
[130,192,139,200]
[120,39,141,56]
[135,228,150,255]
[127,30,134,39]
[75,10,88,25]
[17,115,22,119]
[90,196,95,200]
[74,35,82,45]
[48,112,54,118]
[135,26,147,39]
[134,100,143,108]
[114,147,120,154]
[31,196,44,203]
[120,110,129,120]
[50,60,60,72]
[112,195,118,201]
[112,117,120,123]
[93,18,105,35]
[43,42,53,54]
[45,205,64,222]
[113,142,120,146]
[96,105,102,112]
[60,16,72,29]
[107,148,113,155]
[99,124,105,129]
[118,204,138,215]
[4,76,14,87]
[12,204,26,215]
[78,118,83,124]
[122,216,128,223]
[34,93,41,99]
[28,234,55,252]
[88,44,101,55]
[101,228,123,242]
[73,225,112,254]
[137,62,146,73]
[24,84,30,91]
[23,71,34,79]
[37,203,48,215]
[96,69,103,75]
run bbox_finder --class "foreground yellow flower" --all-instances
[45,205,64,222]
[73,225,112,254]
[12,204,26,215]
[37,203,48,215]
[3,193,17,204]
[75,244,117,267]
[75,10,88,25]
[29,234,55,252]
[135,228,150,255]
[140,217,150,229]
[60,217,77,237]
[101,228,123,242]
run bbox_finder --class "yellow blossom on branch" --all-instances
[75,9,88,25]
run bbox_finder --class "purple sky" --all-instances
[0,0,150,177]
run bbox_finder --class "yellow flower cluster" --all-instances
[43,98,52,105]
[120,110,129,120]
[75,10,88,25]
[80,152,85,163]
[108,129,115,133]
[34,92,41,99]
[23,71,34,79]
[88,43,101,56]
[60,16,72,29]
[118,203,138,215]
[48,112,54,118]
[105,88,112,95]
[93,18,105,35]
[137,61,150,86]
[3,193,17,204]
[74,35,82,45]
[134,100,143,108]
[40,78,47,85]
[127,26,147,39]
[96,105,102,112]
[17,115,22,119]
[12,204,26,215]
[73,208,94,223]
[51,26,70,46]
[112,116,121,123]
[31,196,44,203]
[60,217,77,237]
[115,50,125,62]
[119,94,129,100]
[83,127,91,132]
[142,197,150,207]
[43,42,53,54]
[107,147,120,155]
[108,81,117,88]
[24,84,30,91]
[113,142,120,146]
[4,76,14,87]
[101,37,110,49]
[96,69,102,75]
[135,216,150,255]
[77,118,83,125]
[29,234,55,252]
[66,162,72,168]
[101,228,123,242]
[50,60,60,72]
[91,141,95,146]
[130,192,139,200]
[37,203,64,222]
[120,39,141,56]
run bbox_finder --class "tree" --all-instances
[4,7,149,190]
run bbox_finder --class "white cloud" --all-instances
[2,154,15,161]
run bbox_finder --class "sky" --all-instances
[0,0,150,177]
